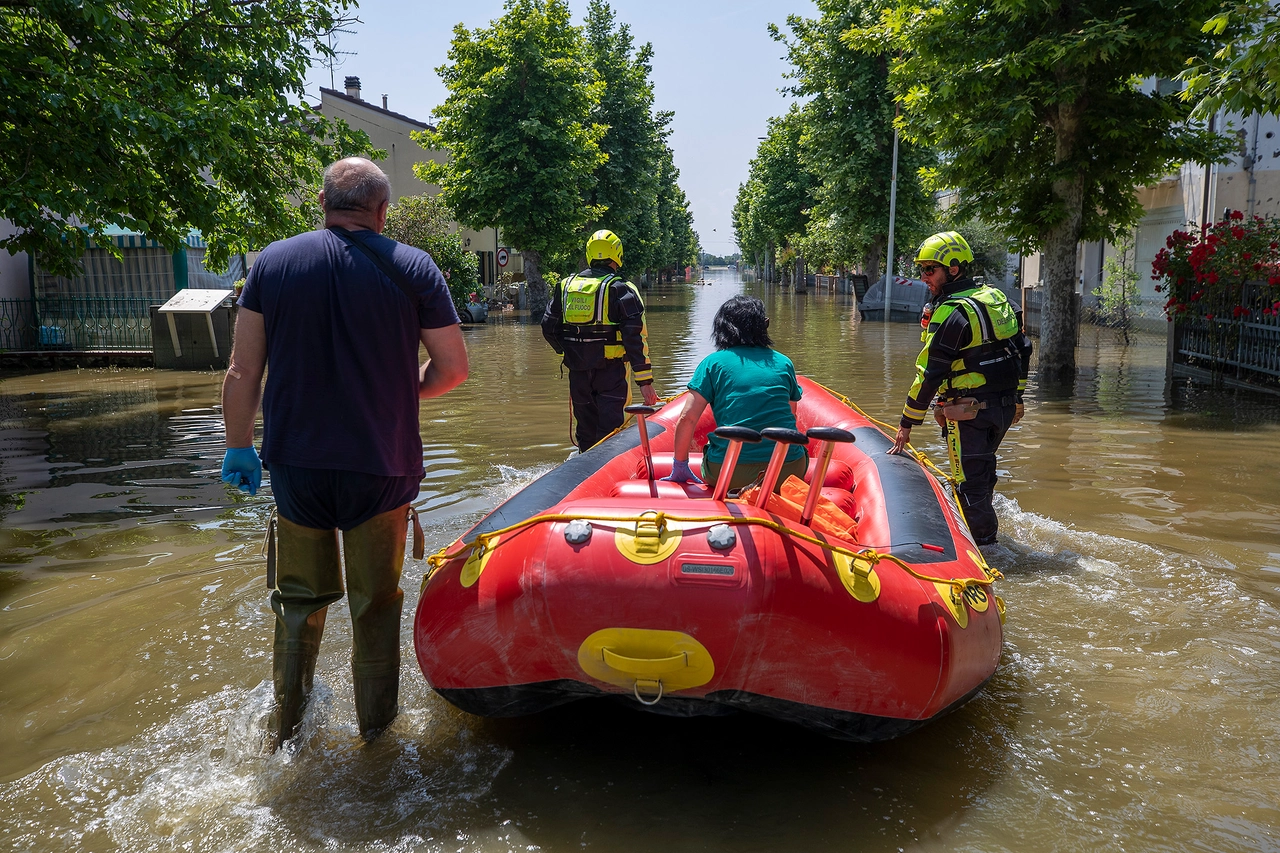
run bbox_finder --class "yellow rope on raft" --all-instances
[424,508,1002,594]
[482,383,994,601]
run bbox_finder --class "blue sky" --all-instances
[305,0,818,255]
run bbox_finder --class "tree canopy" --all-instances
[383,194,479,311]
[1181,0,1280,118]
[0,0,372,277]
[417,0,606,316]
[732,108,817,279]
[848,0,1236,384]
[422,0,697,306]
[581,0,666,277]
[773,0,934,280]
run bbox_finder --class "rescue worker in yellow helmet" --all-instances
[542,229,659,450]
[888,231,1033,546]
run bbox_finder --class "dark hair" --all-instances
[712,295,772,349]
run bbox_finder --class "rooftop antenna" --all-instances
[322,25,358,89]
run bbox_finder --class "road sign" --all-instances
[496,248,510,267]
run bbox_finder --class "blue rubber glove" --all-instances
[221,446,262,496]
[662,458,703,484]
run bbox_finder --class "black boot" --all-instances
[341,505,408,741]
[269,516,343,750]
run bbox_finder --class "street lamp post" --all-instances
[883,124,899,323]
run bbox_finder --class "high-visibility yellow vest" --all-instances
[916,285,1021,395]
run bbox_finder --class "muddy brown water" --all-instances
[2,267,1278,852]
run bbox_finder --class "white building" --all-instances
[1021,107,1280,331]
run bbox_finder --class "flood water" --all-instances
[2,266,1279,852]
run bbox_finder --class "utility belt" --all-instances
[560,322,619,345]
[936,392,1017,421]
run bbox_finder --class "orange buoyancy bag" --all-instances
[736,475,858,542]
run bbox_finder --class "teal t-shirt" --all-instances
[687,346,805,465]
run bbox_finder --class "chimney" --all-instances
[382,94,388,110]
[343,76,361,100]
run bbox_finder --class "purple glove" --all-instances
[662,458,703,484]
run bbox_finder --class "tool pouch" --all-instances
[940,397,985,421]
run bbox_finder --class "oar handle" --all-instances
[756,427,808,506]
[800,426,855,525]
[710,426,761,502]
[625,405,659,494]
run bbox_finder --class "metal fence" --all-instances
[1170,310,1280,390]
[1021,287,1081,340]
[0,297,156,351]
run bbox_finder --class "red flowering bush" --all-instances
[1151,211,1280,321]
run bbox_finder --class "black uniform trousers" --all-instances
[569,359,629,451]
[944,393,1016,545]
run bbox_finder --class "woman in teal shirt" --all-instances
[664,295,806,491]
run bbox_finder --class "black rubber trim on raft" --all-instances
[462,422,664,545]
[434,676,994,743]
[852,426,957,564]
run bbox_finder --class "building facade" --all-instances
[1020,110,1280,332]
[318,77,516,287]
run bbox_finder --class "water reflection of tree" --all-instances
[1094,328,1132,416]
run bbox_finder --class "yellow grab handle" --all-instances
[601,647,689,676]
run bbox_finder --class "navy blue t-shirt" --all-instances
[238,228,460,478]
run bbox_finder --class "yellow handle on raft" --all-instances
[602,647,689,676]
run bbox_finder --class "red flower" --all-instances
[1231,210,1245,220]
[1205,313,1215,320]
[1231,226,1246,240]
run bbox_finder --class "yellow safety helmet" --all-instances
[585,229,623,267]
[915,231,974,268]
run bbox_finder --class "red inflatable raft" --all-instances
[413,378,1004,741]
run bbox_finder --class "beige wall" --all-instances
[317,88,498,259]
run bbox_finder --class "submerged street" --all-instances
[2,268,1279,852]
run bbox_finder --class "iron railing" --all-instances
[1171,311,1280,385]
[0,297,156,351]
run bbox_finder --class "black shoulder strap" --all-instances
[328,226,419,309]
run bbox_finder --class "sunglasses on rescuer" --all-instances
[918,264,941,275]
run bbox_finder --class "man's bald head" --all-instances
[322,157,391,213]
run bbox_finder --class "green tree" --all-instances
[582,0,668,278]
[849,0,1235,385]
[934,216,1014,284]
[418,0,606,317]
[734,108,817,281]
[773,0,934,282]
[654,146,699,277]
[732,179,764,275]
[1181,0,1280,117]
[0,0,372,277]
[1094,228,1141,340]
[382,194,480,311]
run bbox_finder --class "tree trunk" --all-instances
[864,237,884,285]
[1039,99,1086,387]
[522,249,549,320]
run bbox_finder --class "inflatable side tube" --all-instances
[463,422,666,544]
[853,426,956,564]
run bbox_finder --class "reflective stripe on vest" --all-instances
[922,286,1020,395]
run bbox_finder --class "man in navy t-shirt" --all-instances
[220,157,468,749]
